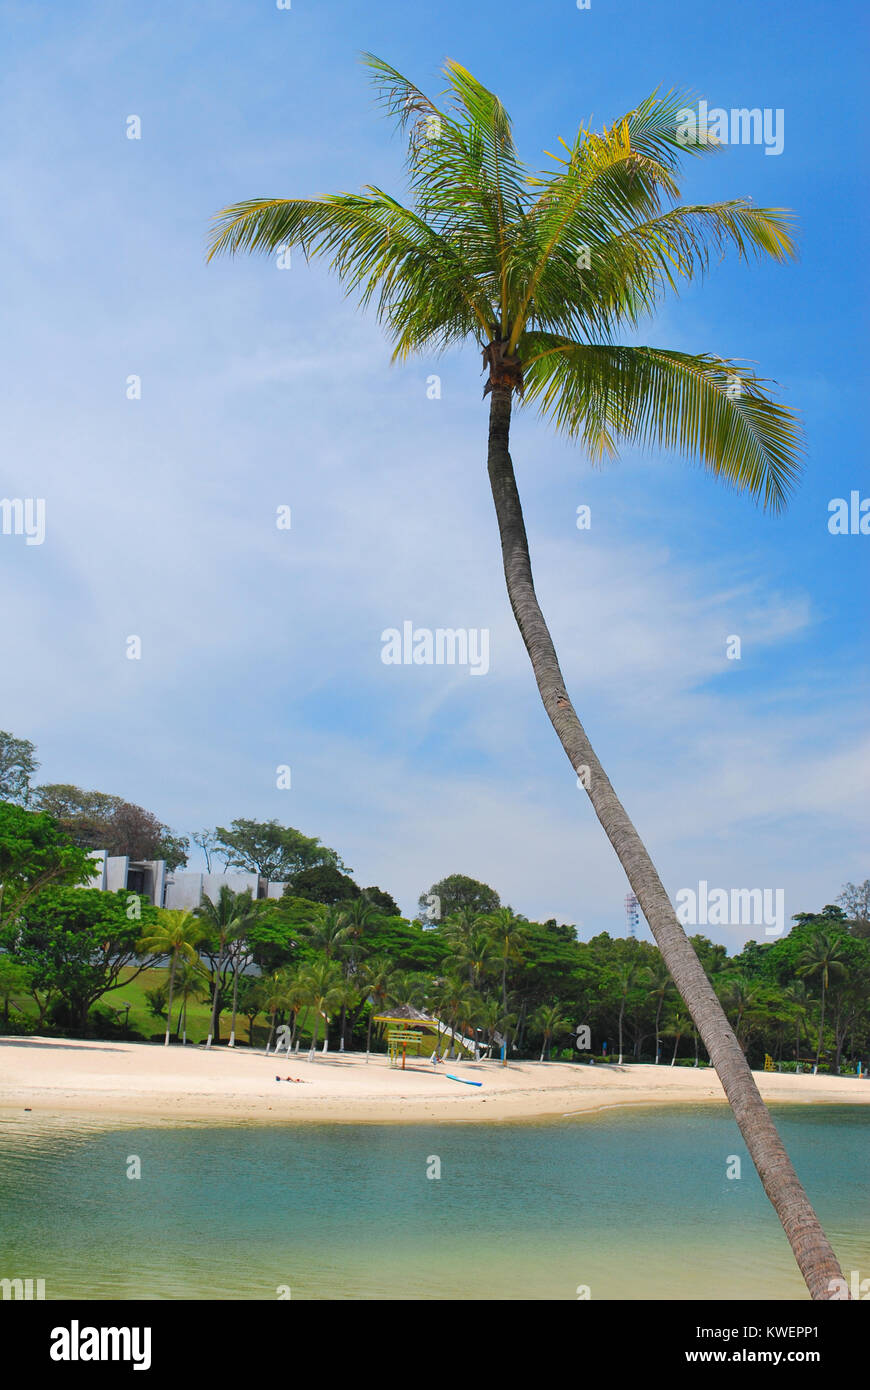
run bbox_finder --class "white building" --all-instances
[86,851,287,908]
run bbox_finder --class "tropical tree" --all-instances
[208,54,842,1297]
[302,906,352,962]
[645,960,673,1063]
[336,897,378,1046]
[615,962,643,1065]
[665,1007,689,1065]
[797,933,848,1069]
[486,906,528,1010]
[263,969,309,1055]
[0,957,30,1030]
[137,910,203,1047]
[532,1001,570,1061]
[433,972,477,1059]
[197,885,255,1048]
[202,889,262,1048]
[174,958,208,1045]
[261,969,291,1054]
[299,958,345,1060]
[449,926,500,989]
[358,954,396,1059]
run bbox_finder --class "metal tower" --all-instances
[625,892,639,938]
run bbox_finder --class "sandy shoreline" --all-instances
[1,1036,868,1129]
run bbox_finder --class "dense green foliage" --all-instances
[1,797,866,1069]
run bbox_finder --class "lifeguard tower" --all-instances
[373,1002,475,1069]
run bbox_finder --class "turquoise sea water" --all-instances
[1,1105,867,1300]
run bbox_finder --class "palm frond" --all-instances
[207,191,495,350]
[521,337,803,511]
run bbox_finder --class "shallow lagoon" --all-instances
[1,1104,867,1299]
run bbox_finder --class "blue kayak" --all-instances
[446,1074,482,1087]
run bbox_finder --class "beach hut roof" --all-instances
[373,1003,436,1023]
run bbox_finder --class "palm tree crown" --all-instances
[209,55,801,510]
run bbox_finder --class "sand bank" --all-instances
[1,1036,867,1128]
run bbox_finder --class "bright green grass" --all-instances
[12,967,322,1048]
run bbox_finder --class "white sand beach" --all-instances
[1,1036,868,1126]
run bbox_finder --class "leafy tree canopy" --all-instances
[287,864,361,905]
[0,801,94,925]
[0,731,39,805]
[417,873,500,923]
[214,819,347,882]
[33,784,189,870]
[10,886,159,1032]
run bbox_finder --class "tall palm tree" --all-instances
[260,968,293,1054]
[532,1001,570,1062]
[137,909,203,1047]
[434,973,476,1059]
[208,55,843,1298]
[299,958,345,1061]
[174,957,208,1045]
[449,926,500,990]
[785,980,808,1069]
[645,960,672,1063]
[196,885,254,1048]
[797,933,848,1070]
[665,1008,689,1065]
[486,907,528,1011]
[615,962,642,1065]
[442,907,485,985]
[302,907,352,963]
[220,891,262,1048]
[358,954,396,1059]
[335,897,377,1048]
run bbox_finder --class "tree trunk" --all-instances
[815,982,826,1070]
[206,950,224,1048]
[164,954,177,1047]
[617,1001,625,1065]
[485,384,845,1300]
[228,963,240,1047]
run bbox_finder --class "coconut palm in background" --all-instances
[208,55,844,1298]
[486,906,528,1011]
[797,933,848,1070]
[137,909,203,1047]
[532,1001,570,1061]
[300,958,345,1060]
[645,960,673,1063]
[197,885,253,1048]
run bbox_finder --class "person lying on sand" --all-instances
[275,1075,307,1083]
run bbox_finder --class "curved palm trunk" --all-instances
[486,385,845,1300]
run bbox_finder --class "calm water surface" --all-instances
[1,1105,867,1299]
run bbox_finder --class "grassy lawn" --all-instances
[100,969,323,1048]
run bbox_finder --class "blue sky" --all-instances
[1,0,867,945]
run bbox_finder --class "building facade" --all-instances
[86,852,288,908]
